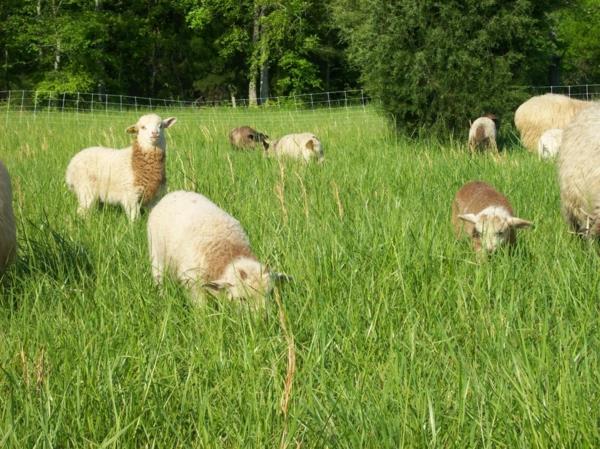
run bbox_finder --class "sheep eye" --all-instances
[141,126,146,130]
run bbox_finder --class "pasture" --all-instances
[0,105,599,448]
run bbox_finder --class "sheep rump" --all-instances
[514,93,590,152]
[468,115,498,152]
[0,160,16,273]
[558,103,600,236]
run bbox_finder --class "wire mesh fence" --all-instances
[0,89,372,115]
[524,83,600,101]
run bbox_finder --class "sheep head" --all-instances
[459,208,532,252]
[127,114,177,150]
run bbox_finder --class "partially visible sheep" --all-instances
[452,181,533,253]
[514,93,590,152]
[537,128,563,159]
[267,133,323,162]
[65,113,177,221]
[147,190,289,307]
[468,114,499,152]
[229,126,269,150]
[558,103,600,237]
[0,160,16,273]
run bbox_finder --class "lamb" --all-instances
[514,93,590,152]
[267,133,324,162]
[65,113,177,221]
[468,114,499,152]
[229,126,269,150]
[0,160,17,273]
[451,181,533,253]
[558,103,600,237]
[537,128,563,160]
[147,190,288,307]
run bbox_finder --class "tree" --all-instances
[333,0,566,134]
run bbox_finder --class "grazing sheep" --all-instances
[267,133,324,162]
[0,160,16,273]
[537,128,563,160]
[468,114,499,152]
[452,181,533,253]
[147,190,288,307]
[65,113,177,221]
[229,126,269,150]
[514,93,590,152]
[558,103,600,237]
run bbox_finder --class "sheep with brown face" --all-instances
[229,126,269,151]
[452,181,533,253]
[468,114,499,153]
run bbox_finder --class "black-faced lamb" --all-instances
[452,181,533,253]
[65,113,177,221]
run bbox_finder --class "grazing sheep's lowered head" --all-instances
[206,256,277,301]
[537,128,563,159]
[452,181,533,253]
[229,126,270,151]
[458,207,533,253]
[127,114,177,149]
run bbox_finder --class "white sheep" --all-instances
[0,160,16,273]
[267,133,324,162]
[558,103,600,237]
[468,114,499,152]
[537,128,563,159]
[147,190,288,307]
[452,181,533,253]
[514,93,590,152]
[65,113,177,221]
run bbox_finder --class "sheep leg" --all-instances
[122,198,141,222]
[76,190,96,216]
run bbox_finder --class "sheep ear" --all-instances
[162,117,177,128]
[508,217,533,229]
[126,125,138,134]
[204,281,232,292]
[458,213,478,224]
[271,272,293,284]
[305,140,315,151]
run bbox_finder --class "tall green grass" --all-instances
[0,106,599,448]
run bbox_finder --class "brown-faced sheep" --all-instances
[452,181,533,253]
[229,126,269,151]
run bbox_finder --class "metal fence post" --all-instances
[5,90,10,125]
[33,91,38,117]
[20,90,25,114]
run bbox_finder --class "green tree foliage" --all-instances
[333,0,566,134]
[554,0,600,84]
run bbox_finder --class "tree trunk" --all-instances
[259,62,269,103]
[248,5,263,106]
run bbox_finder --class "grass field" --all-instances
[1,106,599,448]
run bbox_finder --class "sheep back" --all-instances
[515,93,590,152]
[270,133,323,162]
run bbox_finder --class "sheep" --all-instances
[537,128,563,160]
[0,160,16,273]
[468,114,499,152]
[65,113,177,221]
[147,190,289,307]
[558,103,600,237]
[267,133,324,162]
[514,93,591,152]
[452,181,533,253]
[229,126,269,151]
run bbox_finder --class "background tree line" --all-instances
[1,0,599,131]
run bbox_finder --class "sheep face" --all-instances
[127,114,177,149]
[207,257,274,305]
[304,138,324,162]
[459,208,533,252]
